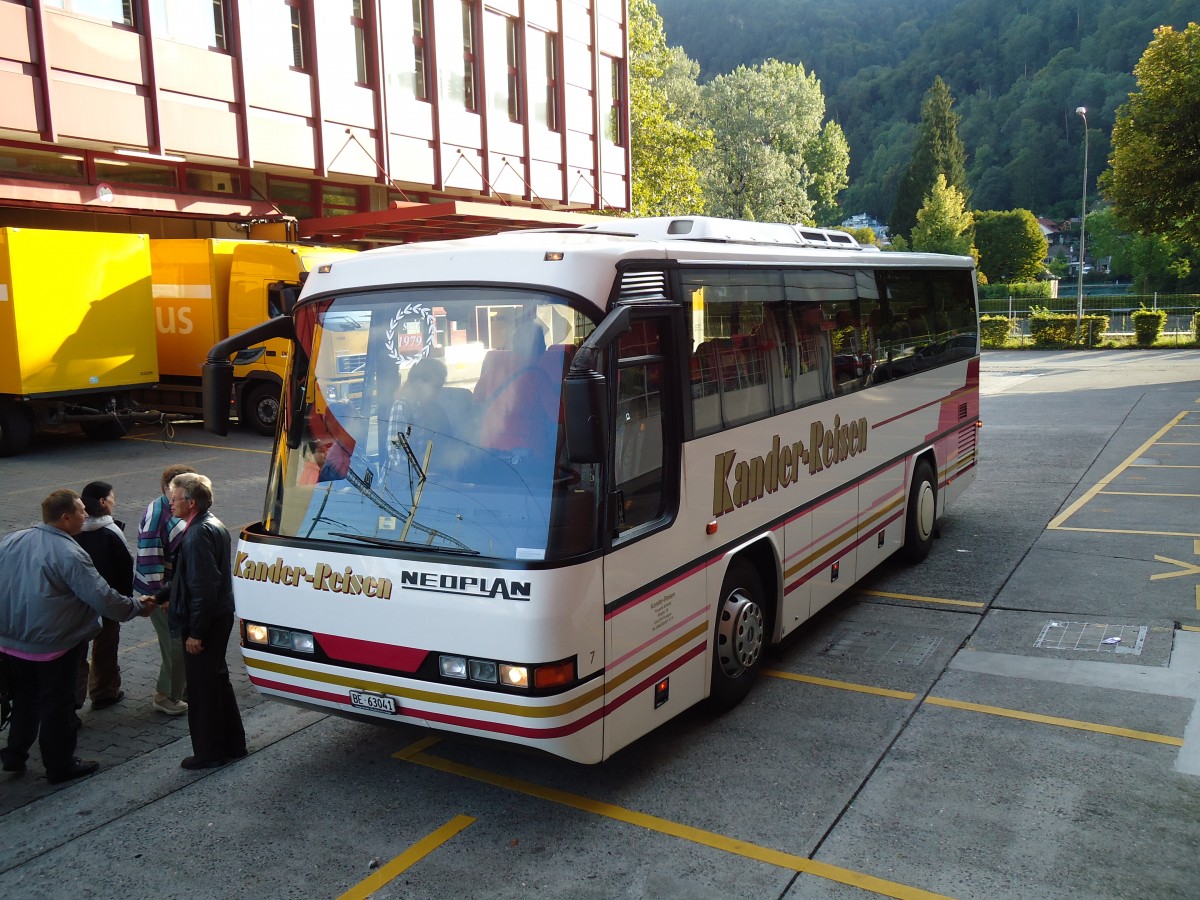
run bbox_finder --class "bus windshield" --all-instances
[266,287,599,562]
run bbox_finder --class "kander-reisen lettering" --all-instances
[713,415,869,517]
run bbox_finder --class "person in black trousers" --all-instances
[74,480,134,710]
[154,473,246,769]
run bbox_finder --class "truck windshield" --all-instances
[266,287,601,562]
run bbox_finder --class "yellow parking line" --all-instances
[1052,526,1200,538]
[860,589,985,609]
[1048,411,1191,530]
[1155,441,1200,446]
[1098,491,1200,498]
[337,814,476,900]
[1128,463,1200,469]
[765,671,1185,747]
[396,747,954,900]
[924,696,1184,746]
[763,669,917,700]
[125,435,272,454]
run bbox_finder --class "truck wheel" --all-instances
[900,459,937,563]
[243,382,280,436]
[0,403,33,456]
[81,417,131,441]
[708,561,767,711]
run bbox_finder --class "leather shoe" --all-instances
[180,756,226,770]
[2,756,26,774]
[91,691,125,710]
[46,759,99,784]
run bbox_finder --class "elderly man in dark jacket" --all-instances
[154,473,246,769]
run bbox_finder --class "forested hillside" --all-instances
[656,0,1200,221]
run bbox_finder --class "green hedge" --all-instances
[1194,311,1200,343]
[979,315,1013,347]
[978,281,1054,301]
[1028,308,1110,347]
[1132,308,1167,346]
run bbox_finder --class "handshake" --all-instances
[135,595,162,617]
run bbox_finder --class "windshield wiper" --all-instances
[328,531,480,556]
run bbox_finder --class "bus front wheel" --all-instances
[709,561,766,710]
[901,459,937,563]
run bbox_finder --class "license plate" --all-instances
[348,689,397,715]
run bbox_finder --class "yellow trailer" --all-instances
[0,228,159,455]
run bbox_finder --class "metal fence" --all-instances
[979,293,1200,342]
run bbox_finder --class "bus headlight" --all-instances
[499,664,529,688]
[439,655,468,679]
[243,620,314,654]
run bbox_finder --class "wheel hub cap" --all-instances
[717,590,764,678]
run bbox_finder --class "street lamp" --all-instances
[1076,106,1089,343]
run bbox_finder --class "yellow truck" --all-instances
[146,238,356,435]
[0,227,355,456]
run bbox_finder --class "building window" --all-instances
[44,0,135,27]
[410,0,429,101]
[149,0,227,51]
[288,0,306,70]
[268,176,316,218]
[460,0,478,112]
[351,0,369,84]
[184,168,243,195]
[485,12,520,123]
[94,157,178,189]
[533,30,559,131]
[322,183,362,217]
[0,144,85,183]
[601,55,623,145]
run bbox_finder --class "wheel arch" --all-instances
[910,445,941,509]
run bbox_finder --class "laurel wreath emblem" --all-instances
[385,303,436,366]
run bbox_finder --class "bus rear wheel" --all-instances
[901,459,937,563]
[709,561,766,710]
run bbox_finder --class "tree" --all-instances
[700,59,848,224]
[628,0,712,216]
[889,77,970,240]
[910,175,976,258]
[974,209,1048,282]
[1101,23,1200,243]
[1087,207,1199,293]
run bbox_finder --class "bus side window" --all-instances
[614,320,667,535]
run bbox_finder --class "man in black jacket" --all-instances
[155,473,246,770]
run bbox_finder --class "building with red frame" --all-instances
[0,0,630,242]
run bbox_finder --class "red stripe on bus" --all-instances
[783,508,905,595]
[314,633,429,672]
[249,641,707,740]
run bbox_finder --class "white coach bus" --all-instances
[204,216,980,763]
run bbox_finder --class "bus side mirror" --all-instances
[563,305,631,464]
[565,371,608,463]
[203,316,296,436]
[202,360,234,436]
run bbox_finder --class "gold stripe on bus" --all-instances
[246,656,605,719]
[783,495,904,580]
[245,622,708,721]
[603,622,708,695]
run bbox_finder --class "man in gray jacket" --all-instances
[0,489,153,785]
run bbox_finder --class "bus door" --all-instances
[600,310,703,755]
